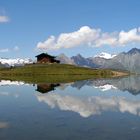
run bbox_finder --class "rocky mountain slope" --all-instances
[57,48,140,73]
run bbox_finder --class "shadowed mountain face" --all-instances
[57,48,140,73]
[71,54,88,66]
[56,54,75,65]
[103,48,140,73]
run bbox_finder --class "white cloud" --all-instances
[37,26,101,50]
[118,28,140,45]
[0,48,9,53]
[95,32,118,47]
[37,36,56,50]
[0,15,9,23]
[36,26,140,51]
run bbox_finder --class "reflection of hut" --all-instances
[36,83,60,93]
[35,53,60,63]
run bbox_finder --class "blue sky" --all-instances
[0,0,140,59]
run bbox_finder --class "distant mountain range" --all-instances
[56,48,140,73]
[1,48,140,73]
[0,58,33,67]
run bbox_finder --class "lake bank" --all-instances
[0,64,129,83]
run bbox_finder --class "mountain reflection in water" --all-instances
[70,75,140,95]
[0,75,140,95]
[1,76,140,140]
[34,75,140,117]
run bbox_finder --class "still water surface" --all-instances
[0,76,140,140]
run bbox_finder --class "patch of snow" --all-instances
[0,58,33,66]
[94,52,117,59]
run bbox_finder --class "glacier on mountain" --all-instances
[94,52,117,59]
[0,58,33,66]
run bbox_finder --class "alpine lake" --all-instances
[0,75,140,140]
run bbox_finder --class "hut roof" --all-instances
[35,53,56,58]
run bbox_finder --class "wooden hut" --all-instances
[35,53,60,63]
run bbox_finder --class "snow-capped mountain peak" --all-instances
[94,52,117,59]
[0,58,33,67]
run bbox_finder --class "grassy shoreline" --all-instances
[0,64,129,83]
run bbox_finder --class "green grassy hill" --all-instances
[0,63,128,83]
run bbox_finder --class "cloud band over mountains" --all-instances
[37,26,140,50]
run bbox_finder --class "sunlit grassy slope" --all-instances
[0,63,128,83]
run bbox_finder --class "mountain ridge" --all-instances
[1,48,140,73]
[57,48,140,73]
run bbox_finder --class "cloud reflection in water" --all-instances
[36,93,140,118]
